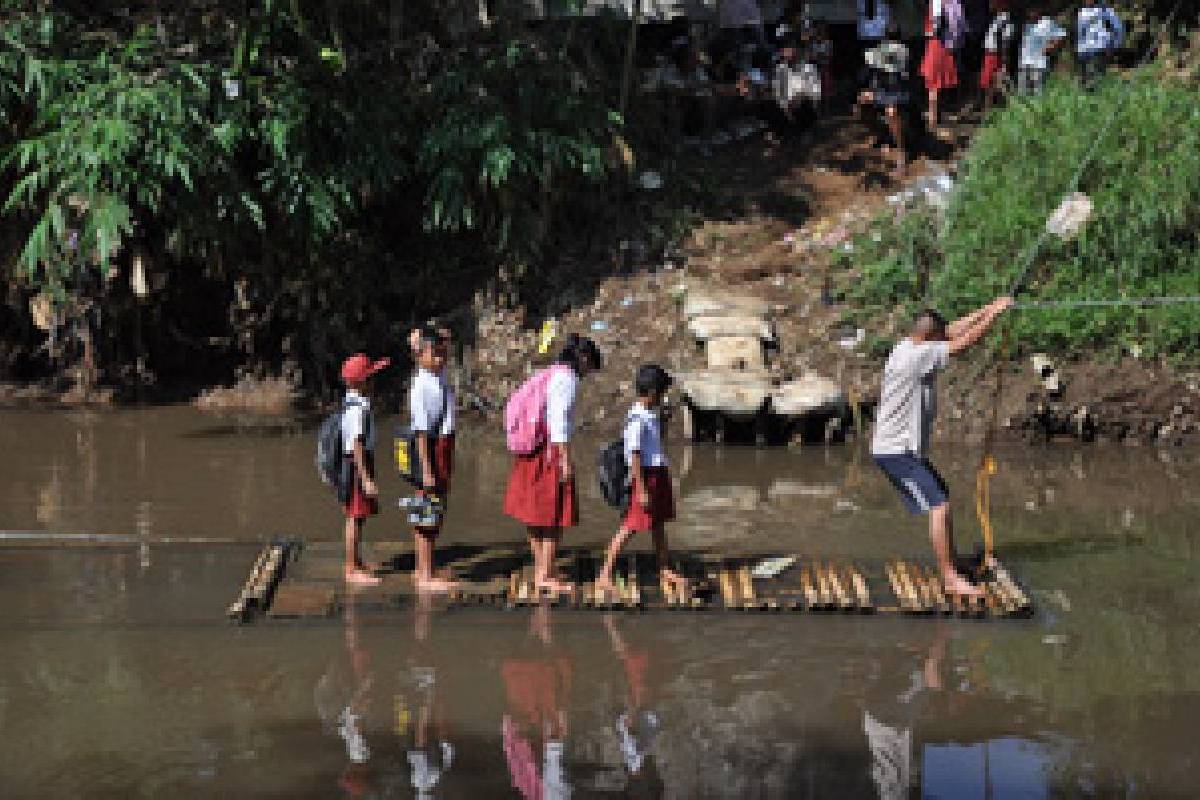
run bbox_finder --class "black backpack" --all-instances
[316,397,366,495]
[597,417,632,509]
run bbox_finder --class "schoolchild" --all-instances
[1014,2,1067,95]
[857,23,911,179]
[596,365,686,596]
[1075,2,1124,88]
[921,0,965,132]
[503,334,603,594]
[340,352,390,586]
[408,327,458,592]
[980,1,1015,110]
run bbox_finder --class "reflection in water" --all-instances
[502,605,572,800]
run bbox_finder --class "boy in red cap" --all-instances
[340,353,390,585]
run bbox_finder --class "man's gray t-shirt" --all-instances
[871,339,950,457]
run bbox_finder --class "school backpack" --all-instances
[394,383,449,488]
[504,364,570,454]
[316,398,364,490]
[597,438,631,510]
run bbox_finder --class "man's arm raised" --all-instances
[947,296,1013,356]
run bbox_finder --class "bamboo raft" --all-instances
[227,540,1033,623]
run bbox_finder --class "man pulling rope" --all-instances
[871,297,1013,597]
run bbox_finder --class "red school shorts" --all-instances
[980,50,1003,90]
[621,466,676,533]
[503,446,579,530]
[343,453,379,520]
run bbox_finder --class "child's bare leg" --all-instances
[929,503,982,597]
[538,533,573,593]
[652,525,686,590]
[926,89,938,128]
[597,528,634,591]
[344,517,380,585]
[414,528,457,592]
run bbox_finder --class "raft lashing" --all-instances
[227,541,1033,623]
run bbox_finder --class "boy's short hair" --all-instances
[913,308,949,338]
[415,325,444,352]
[635,364,672,397]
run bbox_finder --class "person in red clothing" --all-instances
[339,353,390,586]
[921,0,964,133]
[596,365,685,596]
[503,334,602,595]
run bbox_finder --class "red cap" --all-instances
[340,353,391,384]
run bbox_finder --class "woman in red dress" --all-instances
[920,0,963,131]
[503,334,602,594]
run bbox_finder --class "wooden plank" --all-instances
[268,584,338,618]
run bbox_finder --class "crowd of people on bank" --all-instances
[668,0,1126,176]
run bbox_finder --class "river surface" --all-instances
[0,406,1197,798]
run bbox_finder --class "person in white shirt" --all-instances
[1076,3,1124,87]
[339,352,391,586]
[407,327,458,592]
[596,365,685,596]
[1015,3,1067,94]
[980,4,1015,110]
[503,334,602,594]
[872,299,1012,597]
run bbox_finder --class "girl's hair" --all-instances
[555,334,602,374]
[415,325,443,353]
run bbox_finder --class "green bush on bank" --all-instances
[839,75,1200,361]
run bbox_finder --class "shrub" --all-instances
[841,74,1200,360]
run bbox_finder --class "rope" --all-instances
[967,0,1187,570]
[1014,295,1200,310]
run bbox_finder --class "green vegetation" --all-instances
[838,75,1200,361]
[0,2,693,398]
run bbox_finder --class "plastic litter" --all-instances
[590,320,610,332]
[1045,192,1094,240]
[637,171,664,191]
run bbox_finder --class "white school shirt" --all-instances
[857,0,892,41]
[984,12,1014,52]
[341,389,374,454]
[623,402,668,469]
[408,368,454,435]
[545,367,579,445]
[1077,6,1124,56]
[1020,18,1067,70]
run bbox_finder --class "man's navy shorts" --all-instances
[873,454,949,514]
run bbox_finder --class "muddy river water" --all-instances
[1,407,1197,798]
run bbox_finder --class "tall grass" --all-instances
[841,74,1200,360]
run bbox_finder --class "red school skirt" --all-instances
[343,453,379,520]
[503,446,579,530]
[980,50,1003,90]
[621,466,676,533]
[921,38,959,91]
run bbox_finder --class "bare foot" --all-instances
[594,578,617,595]
[942,572,984,598]
[415,576,459,593]
[536,578,575,595]
[345,568,381,586]
[660,569,689,593]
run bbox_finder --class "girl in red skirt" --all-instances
[921,0,964,131]
[339,353,391,586]
[596,365,686,596]
[503,334,603,594]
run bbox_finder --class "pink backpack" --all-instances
[504,364,570,454]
